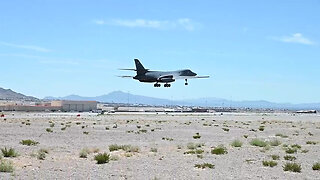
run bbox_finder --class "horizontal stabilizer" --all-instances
[117,75,134,78]
[193,76,210,79]
[119,68,137,71]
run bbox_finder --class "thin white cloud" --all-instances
[274,33,315,45]
[0,41,52,52]
[93,18,196,31]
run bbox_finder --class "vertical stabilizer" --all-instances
[134,59,147,75]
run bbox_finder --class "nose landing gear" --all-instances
[185,79,188,85]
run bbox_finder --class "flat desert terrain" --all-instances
[0,112,319,179]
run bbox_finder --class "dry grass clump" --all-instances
[0,159,14,173]
[187,143,204,150]
[211,145,227,155]
[79,148,90,158]
[283,162,301,173]
[231,140,243,147]
[37,149,49,160]
[194,163,215,169]
[269,139,281,146]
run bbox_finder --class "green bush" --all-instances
[283,162,301,173]
[262,160,277,167]
[271,155,280,160]
[94,153,110,164]
[194,163,215,169]
[250,139,267,147]
[211,145,227,155]
[312,162,320,171]
[193,133,201,139]
[1,147,18,158]
[20,139,39,146]
[284,155,296,161]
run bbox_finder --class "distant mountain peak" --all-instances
[0,87,39,101]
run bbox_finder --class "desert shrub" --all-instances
[231,140,243,147]
[0,160,14,172]
[193,133,201,139]
[262,160,277,167]
[250,139,267,147]
[211,145,227,155]
[312,162,320,171]
[222,128,229,132]
[271,155,280,160]
[194,163,215,169]
[37,149,49,160]
[150,148,157,153]
[20,139,39,146]
[275,133,288,138]
[187,143,204,150]
[284,155,296,161]
[285,148,297,154]
[283,162,301,173]
[46,128,53,133]
[1,147,18,157]
[306,141,317,145]
[94,153,110,164]
[109,144,139,153]
[269,139,281,146]
[291,144,301,149]
[243,135,248,138]
[259,126,265,131]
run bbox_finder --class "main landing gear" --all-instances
[154,83,161,87]
[164,84,171,88]
[185,79,188,86]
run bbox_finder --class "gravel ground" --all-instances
[0,112,319,179]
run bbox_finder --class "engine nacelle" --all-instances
[160,78,175,83]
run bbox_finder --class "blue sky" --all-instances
[0,0,319,103]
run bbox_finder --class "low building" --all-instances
[51,100,97,112]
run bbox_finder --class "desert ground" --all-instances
[0,112,319,179]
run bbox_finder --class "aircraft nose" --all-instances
[192,72,197,76]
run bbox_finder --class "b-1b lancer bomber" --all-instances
[119,59,209,87]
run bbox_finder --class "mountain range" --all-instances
[44,91,320,110]
[0,87,39,101]
[1,86,319,109]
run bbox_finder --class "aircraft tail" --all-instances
[134,59,147,75]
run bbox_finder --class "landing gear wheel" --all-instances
[154,83,161,87]
[185,79,188,86]
[164,84,171,88]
